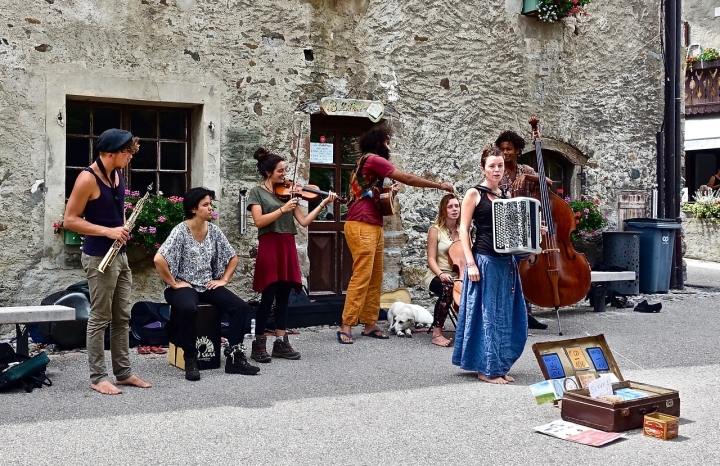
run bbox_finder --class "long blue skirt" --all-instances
[452,254,528,377]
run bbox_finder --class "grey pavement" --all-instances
[2,261,720,465]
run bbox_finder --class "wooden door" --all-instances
[307,115,374,296]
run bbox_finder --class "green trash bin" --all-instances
[623,218,682,294]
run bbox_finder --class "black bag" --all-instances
[129,302,170,347]
[37,292,91,349]
[0,343,52,393]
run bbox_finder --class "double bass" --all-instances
[518,116,591,334]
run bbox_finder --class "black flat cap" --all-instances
[96,128,133,153]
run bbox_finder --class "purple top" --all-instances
[81,167,126,257]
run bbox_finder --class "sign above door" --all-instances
[320,97,384,123]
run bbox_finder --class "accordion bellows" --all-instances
[492,197,542,255]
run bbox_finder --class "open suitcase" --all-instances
[531,334,680,432]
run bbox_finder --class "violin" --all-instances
[274,180,348,204]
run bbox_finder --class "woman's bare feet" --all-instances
[90,380,123,395]
[502,374,515,383]
[478,374,509,384]
[431,334,453,347]
[116,375,152,388]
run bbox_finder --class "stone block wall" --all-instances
[0,0,664,307]
[683,217,720,259]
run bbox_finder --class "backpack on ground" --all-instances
[0,343,52,393]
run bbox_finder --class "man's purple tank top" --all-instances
[81,167,126,257]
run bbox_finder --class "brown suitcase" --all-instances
[531,334,680,432]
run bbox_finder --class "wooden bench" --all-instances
[589,271,637,313]
[0,306,75,357]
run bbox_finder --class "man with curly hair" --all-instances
[65,128,152,395]
[336,125,454,344]
[495,130,551,331]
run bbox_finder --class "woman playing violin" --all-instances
[247,147,337,362]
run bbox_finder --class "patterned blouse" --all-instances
[157,222,236,292]
[499,163,537,198]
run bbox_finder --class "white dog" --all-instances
[386,301,434,337]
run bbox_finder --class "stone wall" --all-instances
[683,217,720,259]
[0,0,664,308]
[684,0,720,49]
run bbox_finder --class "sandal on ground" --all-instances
[150,346,167,354]
[137,346,151,355]
[336,331,354,344]
[360,329,389,339]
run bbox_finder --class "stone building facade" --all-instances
[0,0,665,310]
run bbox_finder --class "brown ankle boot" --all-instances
[271,334,301,360]
[251,336,272,363]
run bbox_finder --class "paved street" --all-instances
[1,261,719,465]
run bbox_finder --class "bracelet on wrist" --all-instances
[465,263,477,269]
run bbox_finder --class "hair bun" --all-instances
[253,147,269,161]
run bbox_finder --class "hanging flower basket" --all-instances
[522,0,540,16]
[523,0,593,22]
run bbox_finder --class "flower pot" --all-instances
[63,229,82,246]
[522,0,539,16]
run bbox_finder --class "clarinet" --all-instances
[96,184,153,274]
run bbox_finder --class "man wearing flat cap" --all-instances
[64,128,152,395]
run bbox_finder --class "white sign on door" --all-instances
[310,143,334,164]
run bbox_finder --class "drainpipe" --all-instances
[663,0,683,290]
[673,0,684,290]
[656,131,664,219]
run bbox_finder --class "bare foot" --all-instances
[502,374,515,383]
[431,335,453,347]
[116,375,152,388]
[90,380,123,395]
[478,374,509,384]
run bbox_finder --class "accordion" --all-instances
[491,197,542,255]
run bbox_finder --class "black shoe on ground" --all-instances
[528,315,548,330]
[272,335,301,360]
[185,356,201,381]
[251,336,272,363]
[225,345,260,375]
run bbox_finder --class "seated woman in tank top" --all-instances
[423,194,460,347]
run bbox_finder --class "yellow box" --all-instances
[168,343,185,370]
[643,413,679,440]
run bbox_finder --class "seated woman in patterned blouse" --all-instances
[154,187,259,382]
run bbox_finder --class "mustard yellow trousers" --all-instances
[342,221,384,326]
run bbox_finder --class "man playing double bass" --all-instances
[495,130,550,331]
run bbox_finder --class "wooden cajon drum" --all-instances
[168,303,222,370]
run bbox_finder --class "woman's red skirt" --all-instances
[253,232,302,293]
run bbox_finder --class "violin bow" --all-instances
[289,120,303,199]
